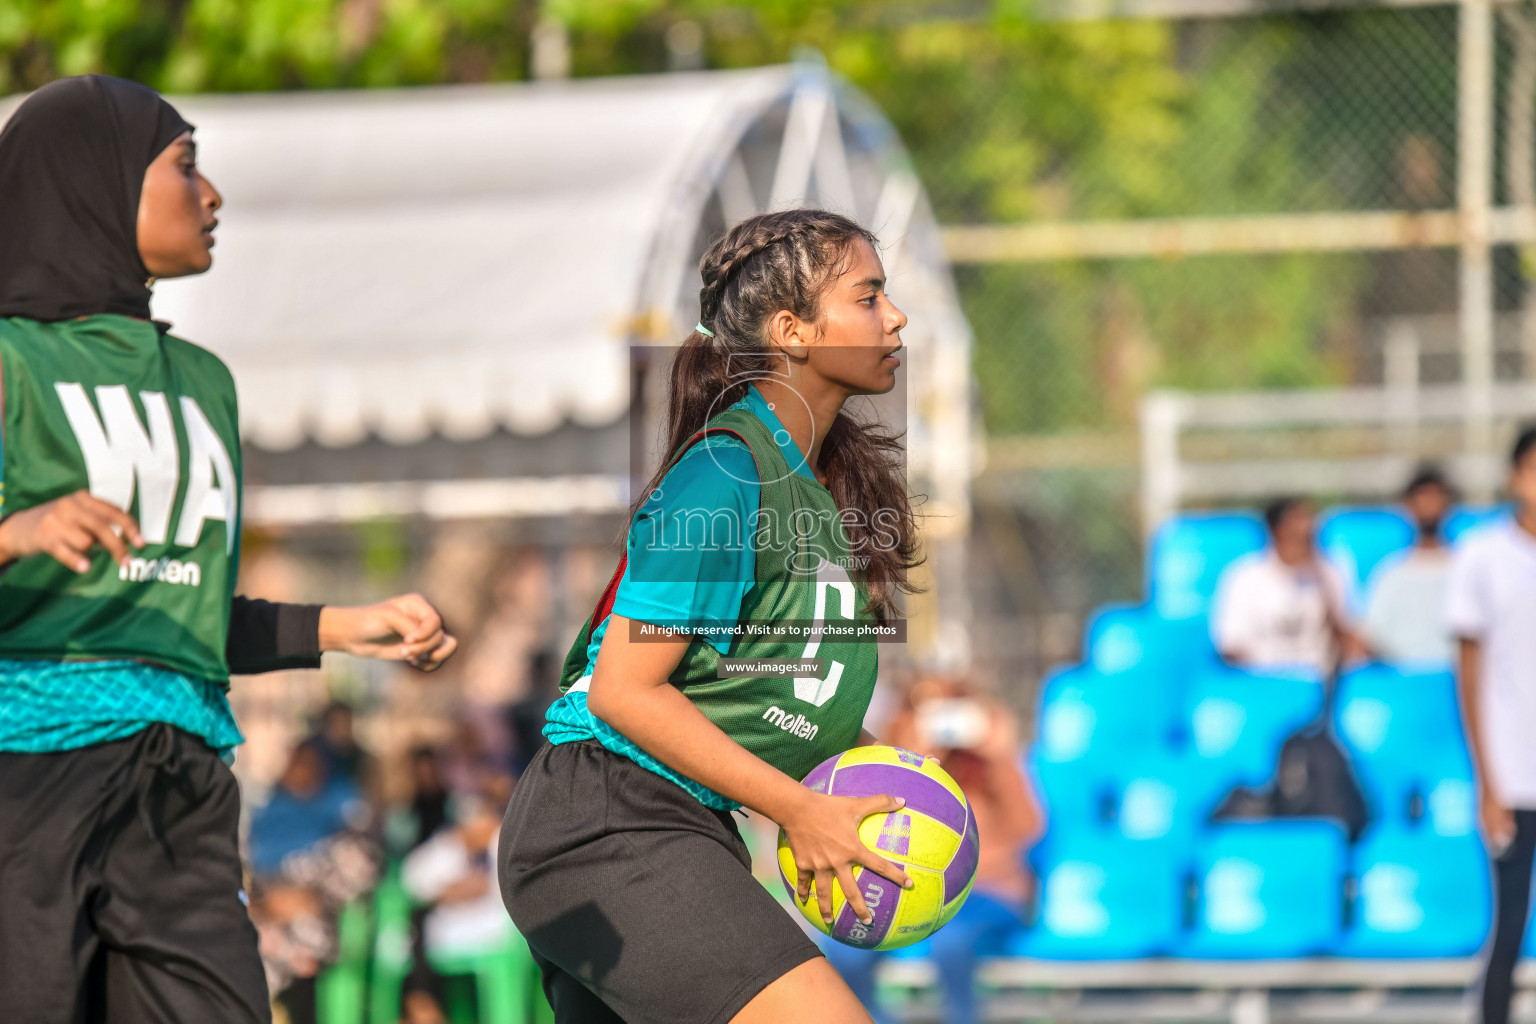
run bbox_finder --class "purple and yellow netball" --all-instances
[778,745,979,950]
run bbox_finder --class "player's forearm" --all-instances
[587,615,816,821]
[1457,638,1495,789]
[589,676,810,822]
[0,507,40,567]
[226,598,324,674]
[0,515,17,566]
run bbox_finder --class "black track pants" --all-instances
[1481,808,1536,1024]
[0,724,270,1024]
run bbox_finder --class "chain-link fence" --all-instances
[928,1,1536,702]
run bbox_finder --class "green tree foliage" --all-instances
[2,1,1411,436]
[939,20,1369,433]
[1,0,538,92]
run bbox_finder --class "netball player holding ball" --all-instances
[499,210,924,1024]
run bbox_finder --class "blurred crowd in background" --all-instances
[238,665,1043,1024]
[245,697,519,1024]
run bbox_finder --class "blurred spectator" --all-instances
[439,717,507,802]
[312,700,376,794]
[399,780,515,1024]
[1363,466,1457,665]
[248,884,329,1024]
[1213,497,1365,675]
[248,740,362,877]
[386,743,453,858]
[1449,426,1536,1024]
[507,649,558,774]
[247,740,381,1024]
[824,678,1043,1024]
[407,744,450,850]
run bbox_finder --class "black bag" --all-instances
[1212,576,1370,840]
[1213,718,1368,839]
[1269,719,1369,840]
[1211,699,1368,840]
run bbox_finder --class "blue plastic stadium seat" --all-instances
[1337,828,1490,958]
[1030,756,1115,834]
[1015,837,1185,959]
[1031,667,1164,831]
[1182,666,1325,792]
[1524,881,1536,956]
[1112,753,1231,848]
[1317,507,1415,614]
[1084,603,1216,686]
[1083,603,1158,675]
[1444,504,1511,545]
[1182,820,1347,958]
[886,938,931,960]
[1035,665,1170,759]
[1334,665,1473,829]
[1420,759,1478,839]
[1148,512,1267,622]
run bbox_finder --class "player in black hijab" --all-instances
[0,74,192,321]
[0,76,457,1023]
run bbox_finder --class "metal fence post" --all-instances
[1461,0,1497,490]
[1140,391,1183,539]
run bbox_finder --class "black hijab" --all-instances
[0,75,193,322]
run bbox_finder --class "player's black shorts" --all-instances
[498,739,821,1024]
[0,723,270,1023]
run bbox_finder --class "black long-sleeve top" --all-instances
[226,598,324,675]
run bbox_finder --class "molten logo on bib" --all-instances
[118,556,202,587]
[762,706,819,741]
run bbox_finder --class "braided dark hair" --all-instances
[640,209,921,621]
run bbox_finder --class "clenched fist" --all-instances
[318,594,458,671]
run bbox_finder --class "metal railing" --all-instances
[1138,380,1536,531]
[884,957,1533,1023]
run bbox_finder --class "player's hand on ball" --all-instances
[0,489,144,572]
[780,790,913,927]
[318,594,458,670]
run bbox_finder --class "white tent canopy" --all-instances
[135,66,970,457]
[4,65,972,491]
[142,63,973,496]
[152,71,789,449]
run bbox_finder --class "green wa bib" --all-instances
[0,315,243,682]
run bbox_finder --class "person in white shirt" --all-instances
[1212,497,1365,676]
[1363,466,1457,666]
[1447,426,1536,1024]
[399,789,514,1024]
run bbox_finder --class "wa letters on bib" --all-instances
[0,315,243,682]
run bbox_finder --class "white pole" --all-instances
[1140,392,1183,540]
[1461,0,1497,486]
[1231,989,1271,1024]
[1384,319,1422,452]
